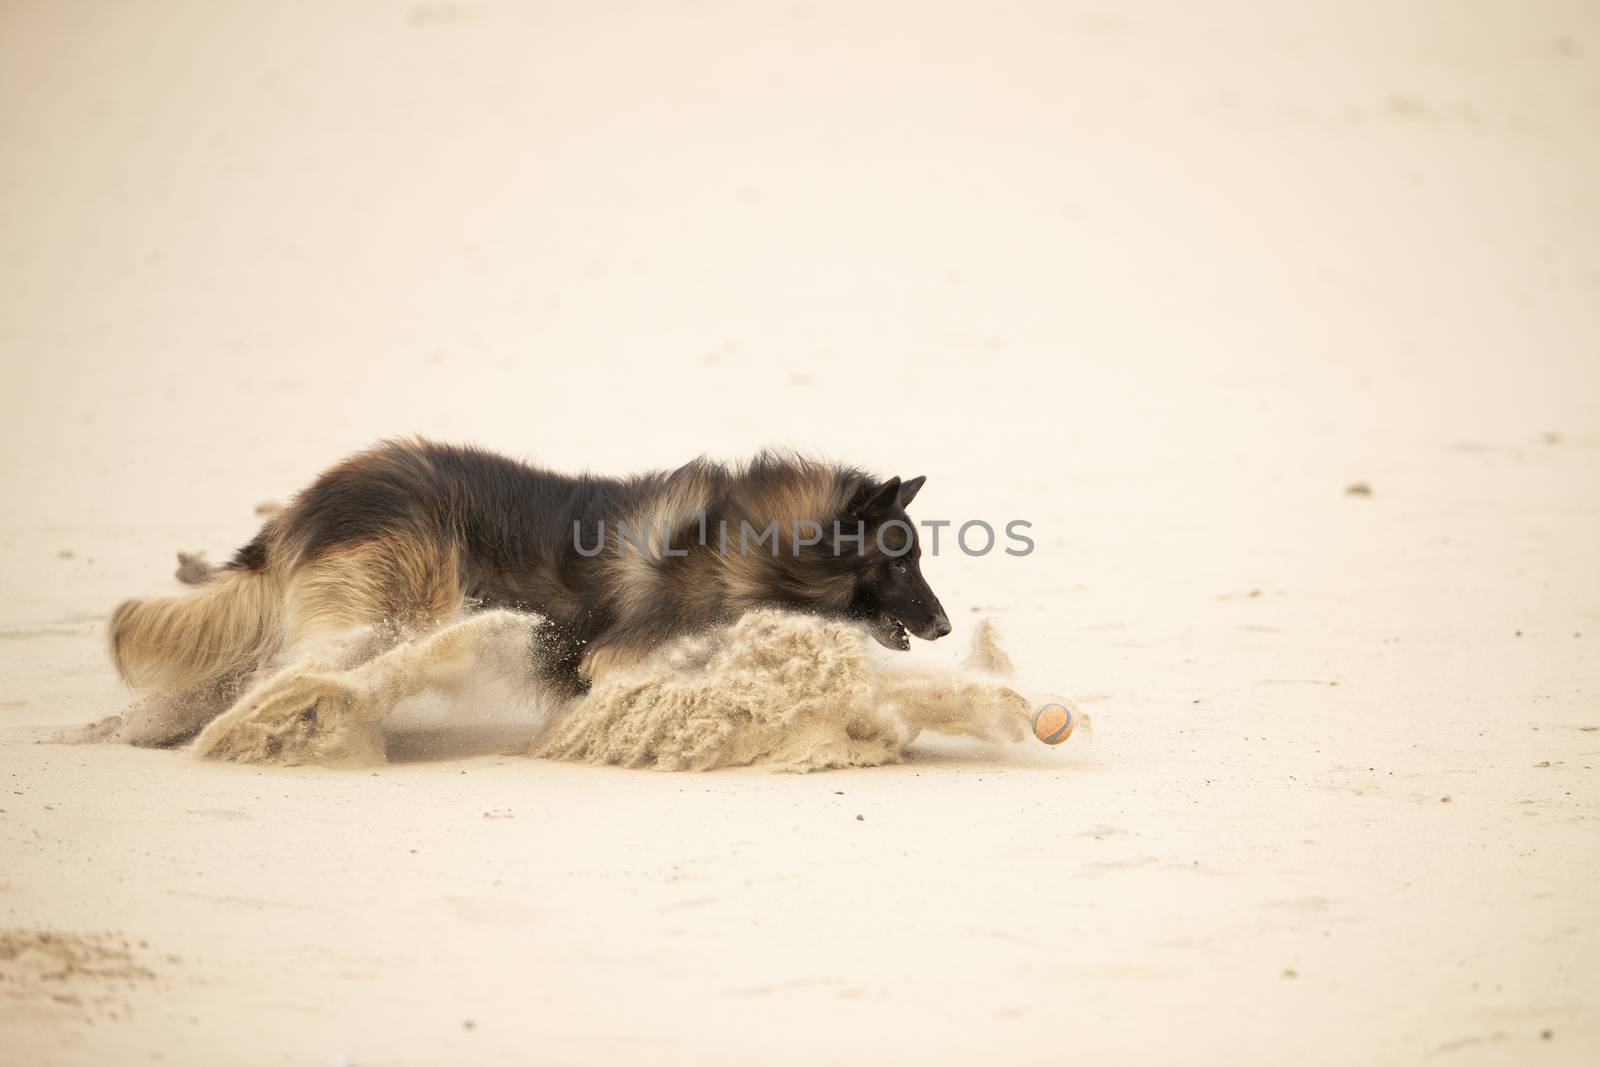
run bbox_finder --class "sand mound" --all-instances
[531,611,1032,771]
[0,929,155,988]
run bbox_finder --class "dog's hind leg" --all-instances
[177,536,469,760]
[192,611,546,765]
[280,537,467,651]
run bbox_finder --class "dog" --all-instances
[105,438,951,750]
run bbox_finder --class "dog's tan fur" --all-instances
[109,568,282,692]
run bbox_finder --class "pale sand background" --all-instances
[2,2,1598,1063]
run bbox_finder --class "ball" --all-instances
[1032,702,1075,745]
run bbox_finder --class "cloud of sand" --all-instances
[530,610,1033,772]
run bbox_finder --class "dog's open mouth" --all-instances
[867,614,911,651]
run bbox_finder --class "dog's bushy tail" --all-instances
[109,567,283,690]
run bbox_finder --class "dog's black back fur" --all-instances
[225,439,950,687]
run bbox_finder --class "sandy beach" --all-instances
[2,2,1598,1063]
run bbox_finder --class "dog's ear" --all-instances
[897,475,926,508]
[859,476,902,516]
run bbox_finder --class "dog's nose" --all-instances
[930,614,951,639]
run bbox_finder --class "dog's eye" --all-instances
[892,560,907,572]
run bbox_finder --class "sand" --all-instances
[529,612,1035,771]
[2,2,1598,1064]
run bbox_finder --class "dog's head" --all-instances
[841,474,951,650]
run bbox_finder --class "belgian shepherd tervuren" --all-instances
[105,438,951,751]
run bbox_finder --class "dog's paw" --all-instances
[193,675,383,767]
